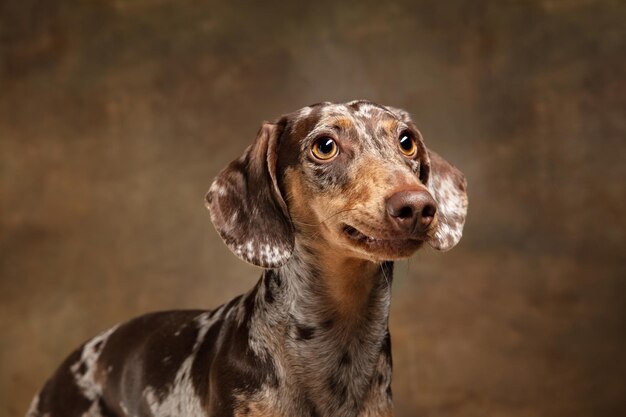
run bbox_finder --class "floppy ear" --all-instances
[426,149,468,251]
[205,122,294,268]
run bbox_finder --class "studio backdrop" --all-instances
[1,1,624,416]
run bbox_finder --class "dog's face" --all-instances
[207,100,468,268]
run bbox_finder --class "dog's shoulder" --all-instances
[31,309,216,417]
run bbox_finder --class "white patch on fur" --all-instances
[228,211,239,227]
[143,313,215,417]
[296,106,312,120]
[353,103,376,118]
[25,394,39,417]
[119,402,131,417]
[209,181,228,198]
[259,243,291,266]
[231,240,291,268]
[70,325,119,401]
[429,174,467,250]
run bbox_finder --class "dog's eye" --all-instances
[311,137,338,160]
[398,132,417,157]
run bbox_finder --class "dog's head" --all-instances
[206,100,468,268]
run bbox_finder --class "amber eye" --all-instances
[311,137,338,160]
[398,132,417,157]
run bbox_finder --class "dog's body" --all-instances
[27,100,468,417]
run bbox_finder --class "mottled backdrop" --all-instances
[1,0,624,416]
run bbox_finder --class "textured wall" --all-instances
[1,0,625,416]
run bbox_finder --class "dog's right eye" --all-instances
[398,132,417,157]
[311,137,338,160]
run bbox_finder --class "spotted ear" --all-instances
[206,122,294,268]
[426,149,468,251]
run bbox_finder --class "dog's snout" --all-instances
[386,190,437,234]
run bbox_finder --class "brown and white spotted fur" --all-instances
[26,100,468,417]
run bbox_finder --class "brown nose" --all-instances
[386,190,437,234]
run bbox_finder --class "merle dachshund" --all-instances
[26,100,468,417]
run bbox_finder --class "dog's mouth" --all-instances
[342,224,424,257]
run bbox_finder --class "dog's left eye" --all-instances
[311,137,339,160]
[398,132,417,157]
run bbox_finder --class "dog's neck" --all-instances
[250,241,394,415]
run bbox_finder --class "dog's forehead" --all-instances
[291,101,399,137]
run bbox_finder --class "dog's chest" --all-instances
[230,376,392,417]
[231,335,393,417]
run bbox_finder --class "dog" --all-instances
[26,100,468,417]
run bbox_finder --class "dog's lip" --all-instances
[341,224,425,245]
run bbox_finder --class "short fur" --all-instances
[27,100,468,417]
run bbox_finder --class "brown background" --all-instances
[1,0,625,416]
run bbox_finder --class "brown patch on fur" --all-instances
[377,118,399,136]
[348,157,391,203]
[282,167,319,237]
[234,400,274,417]
[333,117,353,130]
[319,256,381,317]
